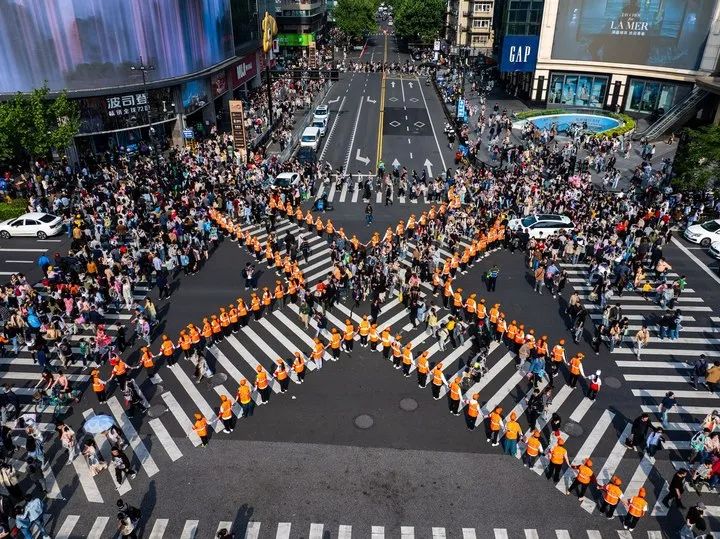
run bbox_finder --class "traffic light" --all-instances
[262,12,278,53]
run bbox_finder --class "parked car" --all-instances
[709,240,720,260]
[273,172,302,188]
[683,219,720,247]
[507,214,575,239]
[0,212,63,239]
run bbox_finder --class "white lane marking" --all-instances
[671,237,720,286]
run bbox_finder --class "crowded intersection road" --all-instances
[3,28,720,539]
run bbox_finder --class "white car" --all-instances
[709,240,720,260]
[313,105,330,123]
[0,212,63,239]
[684,219,720,247]
[507,214,575,239]
[273,172,301,188]
[311,117,328,136]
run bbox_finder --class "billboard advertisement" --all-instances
[500,36,540,73]
[551,0,716,70]
[0,0,234,94]
[181,79,211,115]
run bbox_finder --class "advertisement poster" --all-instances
[181,79,210,115]
[500,36,540,73]
[551,0,716,70]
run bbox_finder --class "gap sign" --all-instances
[499,35,539,73]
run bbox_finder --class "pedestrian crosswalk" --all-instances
[314,176,437,205]
[562,262,720,516]
[44,513,683,539]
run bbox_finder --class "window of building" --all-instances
[471,35,489,45]
[547,73,609,108]
[472,19,491,29]
[505,0,543,36]
[473,2,492,13]
[626,79,692,113]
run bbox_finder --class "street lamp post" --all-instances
[262,13,279,126]
[130,56,155,140]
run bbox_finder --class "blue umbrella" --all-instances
[83,414,115,434]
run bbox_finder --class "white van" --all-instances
[300,127,321,151]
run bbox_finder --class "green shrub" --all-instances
[513,109,636,137]
[0,198,28,221]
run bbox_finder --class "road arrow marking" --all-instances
[366,96,376,103]
[355,149,370,165]
[392,158,400,168]
[408,82,414,88]
[424,158,433,177]
[328,96,340,104]
[390,81,396,88]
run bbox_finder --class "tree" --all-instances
[0,83,80,165]
[672,125,720,191]
[334,0,378,39]
[393,0,445,43]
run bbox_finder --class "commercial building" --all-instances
[275,0,327,35]
[496,0,720,135]
[0,0,275,155]
[446,0,496,54]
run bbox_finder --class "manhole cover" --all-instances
[147,404,168,418]
[354,414,374,429]
[413,121,425,128]
[388,97,399,102]
[564,420,584,437]
[210,373,228,386]
[389,120,401,128]
[605,376,621,389]
[400,398,418,411]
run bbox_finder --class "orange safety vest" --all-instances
[467,400,479,417]
[526,436,541,456]
[141,350,155,368]
[256,371,269,389]
[627,496,647,517]
[449,381,461,400]
[576,465,593,484]
[189,327,201,344]
[293,357,305,373]
[220,400,233,420]
[238,302,248,317]
[489,307,499,323]
[92,377,105,393]
[237,384,252,404]
[369,327,379,342]
[229,308,238,324]
[432,366,444,386]
[344,324,354,341]
[330,333,341,349]
[505,420,521,440]
[112,361,127,376]
[489,412,502,431]
[219,312,230,327]
[550,445,567,465]
[161,340,174,356]
[570,357,582,375]
[604,484,622,506]
[402,348,413,365]
[477,304,487,318]
[193,418,208,437]
[179,335,192,351]
[514,330,525,345]
[359,321,370,336]
[211,319,221,334]
[275,365,288,380]
[552,345,564,362]
[202,323,213,338]
[417,355,429,374]
[312,342,324,359]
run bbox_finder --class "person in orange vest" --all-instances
[401,343,413,377]
[358,315,371,348]
[598,475,624,519]
[260,287,272,319]
[107,356,129,388]
[503,411,523,456]
[545,437,571,483]
[487,406,504,446]
[219,307,231,337]
[273,359,290,393]
[159,334,176,364]
[134,346,158,381]
[292,352,306,383]
[447,375,462,416]
[390,336,402,369]
[210,315,222,345]
[522,429,543,468]
[237,298,249,328]
[219,395,235,433]
[550,339,566,379]
[235,379,254,418]
[192,412,209,447]
[178,330,193,360]
[464,392,481,430]
[416,351,430,388]
[566,458,594,502]
[311,337,325,369]
[430,363,448,400]
[342,319,355,353]
[271,281,285,312]
[201,318,213,348]
[568,353,585,388]
[188,323,201,350]
[91,369,107,404]
[326,328,342,361]
[380,327,392,360]
[255,365,271,404]
[451,288,464,317]
[623,487,648,531]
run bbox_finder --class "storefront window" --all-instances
[626,79,692,113]
[547,73,608,108]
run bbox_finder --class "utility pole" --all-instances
[130,56,155,139]
[261,12,278,125]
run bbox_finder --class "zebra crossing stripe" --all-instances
[242,325,300,383]
[166,364,224,431]
[55,514,80,538]
[275,522,291,539]
[107,397,160,477]
[372,525,385,538]
[524,530,539,539]
[161,392,202,446]
[70,448,104,503]
[149,518,170,538]
[569,396,594,423]
[338,525,353,539]
[309,523,324,539]
[227,334,281,393]
[493,529,509,539]
[83,409,130,494]
[148,418,183,461]
[580,422,632,513]
[401,526,415,539]
[88,516,110,539]
[556,410,614,492]
[272,310,323,367]
[555,531,570,539]
[206,347,262,403]
[432,527,447,538]
[245,521,261,539]
[462,529,477,539]
[480,366,529,416]
[617,361,689,369]
[633,388,716,399]
[460,351,514,406]
[180,519,199,539]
